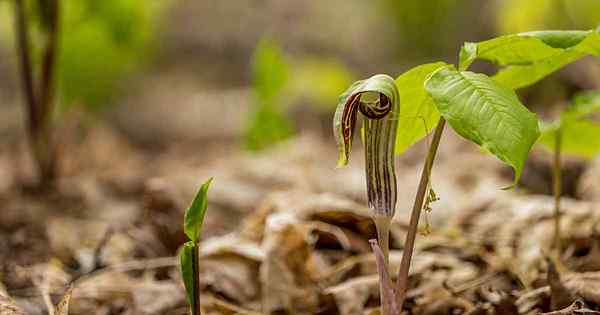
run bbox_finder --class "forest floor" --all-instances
[1,107,600,315]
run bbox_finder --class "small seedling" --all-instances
[180,177,213,315]
[537,91,600,249]
[244,38,294,151]
[335,29,600,314]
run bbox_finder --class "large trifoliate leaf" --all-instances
[425,66,540,185]
[459,30,600,88]
[395,62,448,153]
[538,91,600,158]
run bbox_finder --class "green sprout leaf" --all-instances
[184,177,213,243]
[459,30,600,88]
[395,62,448,153]
[333,74,399,217]
[568,90,600,119]
[180,241,197,314]
[425,66,540,185]
[244,37,294,151]
[538,90,600,158]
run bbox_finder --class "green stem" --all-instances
[552,128,562,251]
[395,118,446,311]
[192,243,202,315]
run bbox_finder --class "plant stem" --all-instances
[13,0,40,147]
[13,0,61,187]
[192,243,202,315]
[552,129,562,250]
[395,118,446,311]
[374,215,391,315]
[374,215,391,266]
[37,0,60,184]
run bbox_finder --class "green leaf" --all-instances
[458,30,600,88]
[180,241,197,314]
[395,62,448,153]
[244,38,294,151]
[184,177,213,243]
[538,90,600,158]
[567,90,600,119]
[425,66,540,185]
[252,37,289,105]
[539,121,600,158]
[244,103,294,151]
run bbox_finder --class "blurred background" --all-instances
[0,1,600,314]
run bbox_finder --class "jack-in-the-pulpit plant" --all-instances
[332,28,600,315]
[180,177,213,315]
[334,74,400,264]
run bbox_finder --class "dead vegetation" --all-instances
[1,125,600,314]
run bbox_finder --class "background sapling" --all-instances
[537,91,600,249]
[12,0,60,187]
[180,177,213,315]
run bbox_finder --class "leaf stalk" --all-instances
[552,128,562,250]
[395,118,446,311]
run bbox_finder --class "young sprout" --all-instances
[180,177,213,315]
[538,91,600,250]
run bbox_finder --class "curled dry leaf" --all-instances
[260,212,320,313]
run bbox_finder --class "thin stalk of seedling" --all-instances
[181,178,212,315]
[552,128,562,250]
[14,0,39,151]
[395,118,446,310]
[192,244,202,315]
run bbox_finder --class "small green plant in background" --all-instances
[537,91,600,249]
[244,37,356,151]
[334,29,600,315]
[57,0,165,111]
[180,177,213,315]
[4,0,166,187]
[244,38,294,151]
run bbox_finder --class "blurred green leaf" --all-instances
[395,62,448,153]
[244,104,294,151]
[459,30,600,89]
[497,0,600,34]
[57,0,165,110]
[539,120,600,158]
[538,91,600,158]
[289,58,355,109]
[180,241,197,315]
[425,66,540,185]
[252,38,289,105]
[244,38,294,151]
[184,177,213,243]
[567,90,600,119]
